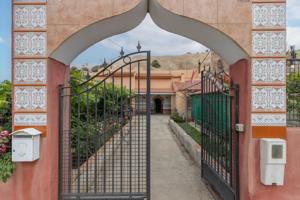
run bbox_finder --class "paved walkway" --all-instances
[151,115,214,200]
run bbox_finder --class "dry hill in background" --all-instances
[75,52,229,74]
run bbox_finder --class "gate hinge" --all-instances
[235,124,245,133]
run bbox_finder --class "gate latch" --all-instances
[235,124,245,133]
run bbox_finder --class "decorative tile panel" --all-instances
[14,86,47,111]
[14,5,46,29]
[252,3,286,29]
[14,59,47,84]
[252,58,286,84]
[14,32,47,57]
[14,113,47,126]
[251,1,287,138]
[252,31,285,57]
[252,86,286,112]
[252,113,286,126]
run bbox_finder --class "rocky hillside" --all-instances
[76,52,228,74]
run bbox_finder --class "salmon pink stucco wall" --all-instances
[0,59,68,200]
[250,128,300,200]
[230,59,252,200]
[230,60,300,200]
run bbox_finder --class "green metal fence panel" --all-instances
[191,94,201,124]
[191,93,230,135]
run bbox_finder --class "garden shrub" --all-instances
[287,72,300,116]
[151,60,161,68]
[69,68,132,168]
[0,80,12,132]
[0,130,15,182]
[171,110,185,123]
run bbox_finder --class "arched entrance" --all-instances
[154,97,163,114]
[4,1,292,200]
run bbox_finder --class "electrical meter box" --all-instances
[260,138,286,186]
[11,128,41,162]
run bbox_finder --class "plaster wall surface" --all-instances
[0,58,67,200]
[156,0,252,54]
[47,0,141,55]
[250,128,300,200]
[48,0,250,65]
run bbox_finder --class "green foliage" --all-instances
[151,60,161,68]
[0,153,15,183]
[0,81,14,182]
[177,122,201,144]
[287,72,300,115]
[0,130,14,183]
[0,80,12,132]
[69,68,132,168]
[171,110,185,123]
[287,72,300,93]
[70,68,131,123]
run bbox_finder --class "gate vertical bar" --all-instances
[58,85,63,200]
[146,51,151,200]
[235,84,240,200]
[77,95,81,195]
[86,91,90,191]
[129,62,132,195]
[94,86,98,193]
[200,71,204,178]
[137,58,141,192]
[112,75,115,193]
[120,66,124,193]
[103,80,107,193]
[68,85,72,194]
[225,87,229,183]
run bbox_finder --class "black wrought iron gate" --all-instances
[59,49,151,200]
[200,69,239,200]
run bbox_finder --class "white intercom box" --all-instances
[11,128,41,162]
[260,138,286,186]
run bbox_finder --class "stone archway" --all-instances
[1,1,294,200]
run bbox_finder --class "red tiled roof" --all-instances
[173,80,201,92]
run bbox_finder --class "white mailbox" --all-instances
[11,128,41,162]
[260,138,286,186]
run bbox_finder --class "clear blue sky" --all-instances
[0,0,11,82]
[0,1,299,81]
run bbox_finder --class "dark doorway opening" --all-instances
[154,98,163,114]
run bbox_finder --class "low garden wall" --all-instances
[169,119,201,168]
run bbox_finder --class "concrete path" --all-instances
[151,115,214,200]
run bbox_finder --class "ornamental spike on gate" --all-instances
[103,58,107,67]
[120,47,125,57]
[137,41,142,52]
